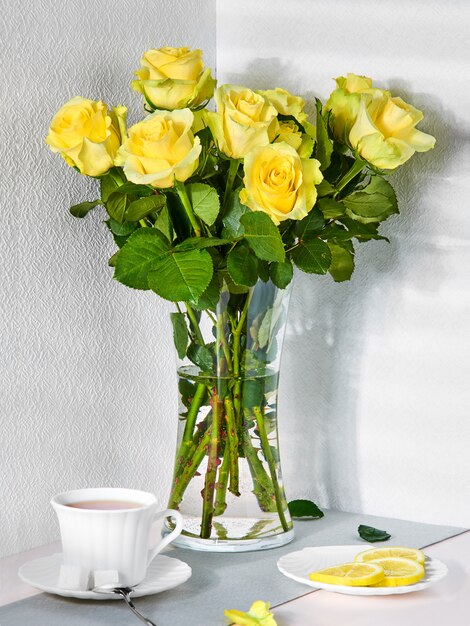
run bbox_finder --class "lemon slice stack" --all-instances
[309,546,426,588]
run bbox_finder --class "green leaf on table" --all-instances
[170,312,188,360]
[241,212,285,262]
[125,194,166,222]
[318,197,346,219]
[187,342,214,371]
[358,524,391,543]
[106,190,132,223]
[114,229,169,290]
[270,260,294,289]
[187,182,220,226]
[69,200,102,218]
[288,499,324,519]
[314,99,333,171]
[295,209,325,238]
[327,242,355,282]
[292,238,331,274]
[154,204,173,242]
[148,248,213,302]
[222,192,248,238]
[227,242,258,287]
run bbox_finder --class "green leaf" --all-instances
[175,237,233,252]
[108,251,119,267]
[148,248,213,302]
[187,342,214,371]
[358,524,391,543]
[227,242,258,287]
[100,168,126,202]
[288,499,324,519]
[243,379,264,408]
[187,182,220,226]
[106,191,132,223]
[318,198,346,219]
[241,212,285,262]
[170,312,189,360]
[295,209,325,238]
[222,192,248,238]
[257,260,270,282]
[314,99,333,171]
[270,260,294,289]
[292,238,331,274]
[125,194,166,221]
[190,274,220,310]
[257,309,273,349]
[327,242,355,282]
[338,218,390,243]
[114,182,154,196]
[316,179,335,197]
[114,229,169,290]
[342,176,398,221]
[153,204,173,242]
[69,200,102,218]
[105,218,137,248]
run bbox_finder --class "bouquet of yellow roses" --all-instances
[46,47,434,547]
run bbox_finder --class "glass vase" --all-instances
[166,279,294,551]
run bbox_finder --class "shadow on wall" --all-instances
[277,86,462,515]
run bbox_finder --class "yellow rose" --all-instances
[204,85,278,159]
[275,120,314,158]
[325,73,435,169]
[224,601,277,626]
[257,87,306,123]
[45,97,126,177]
[116,108,201,188]
[240,142,323,225]
[132,46,216,111]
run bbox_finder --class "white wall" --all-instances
[217,0,470,527]
[1,0,468,559]
[0,0,215,558]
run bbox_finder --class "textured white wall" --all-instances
[0,0,215,557]
[217,0,470,528]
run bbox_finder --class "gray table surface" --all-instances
[0,509,466,626]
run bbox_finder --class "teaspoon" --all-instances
[93,584,157,626]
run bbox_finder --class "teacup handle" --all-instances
[147,508,183,566]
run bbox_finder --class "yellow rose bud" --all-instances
[116,108,201,188]
[204,85,278,159]
[45,97,126,177]
[132,46,216,111]
[240,142,323,225]
[224,600,277,626]
[275,120,314,158]
[326,73,435,169]
[257,87,306,123]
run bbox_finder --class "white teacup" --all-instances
[51,487,183,588]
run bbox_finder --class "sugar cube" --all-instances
[93,569,121,589]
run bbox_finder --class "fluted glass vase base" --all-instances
[170,526,295,553]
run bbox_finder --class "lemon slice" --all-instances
[355,546,425,565]
[369,557,425,587]
[309,562,384,586]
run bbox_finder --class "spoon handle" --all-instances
[115,589,157,626]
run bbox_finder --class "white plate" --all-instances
[277,545,448,596]
[18,553,192,600]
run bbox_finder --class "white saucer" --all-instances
[277,545,448,596]
[19,553,192,600]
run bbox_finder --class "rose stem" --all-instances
[200,391,221,538]
[224,397,240,495]
[253,406,290,531]
[175,180,202,237]
[222,159,241,213]
[243,428,277,512]
[214,452,230,516]
[168,428,212,509]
